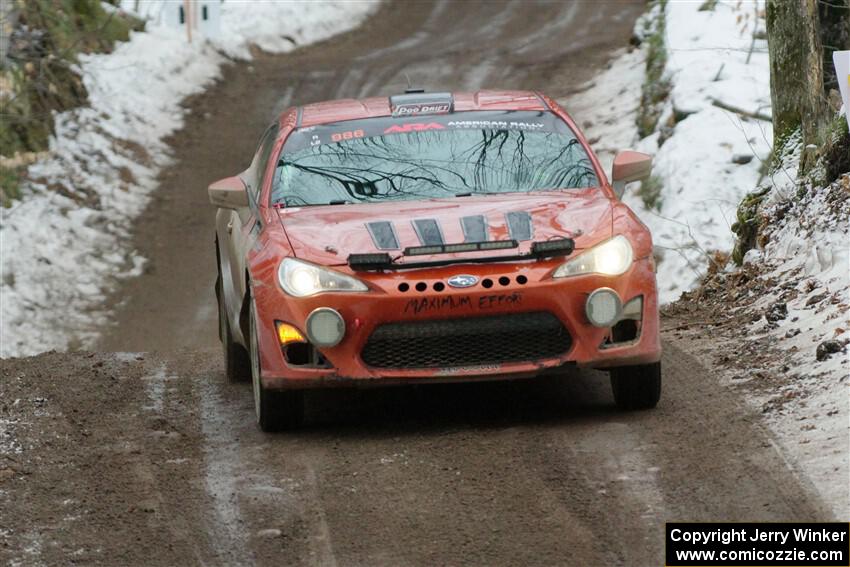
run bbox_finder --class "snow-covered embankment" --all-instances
[566,0,848,517]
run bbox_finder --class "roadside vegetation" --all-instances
[635,174,663,212]
[631,0,672,213]
[635,0,672,139]
[0,0,142,206]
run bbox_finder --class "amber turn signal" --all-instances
[276,321,306,345]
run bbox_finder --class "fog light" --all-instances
[305,308,345,347]
[276,321,306,345]
[586,288,622,327]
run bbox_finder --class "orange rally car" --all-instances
[209,89,661,431]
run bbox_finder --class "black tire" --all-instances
[216,271,251,383]
[249,304,304,431]
[610,362,661,410]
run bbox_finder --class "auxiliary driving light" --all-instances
[276,322,306,345]
[585,288,623,328]
[305,308,345,347]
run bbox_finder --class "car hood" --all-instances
[277,189,613,266]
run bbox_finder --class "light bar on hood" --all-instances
[404,240,518,256]
[531,238,575,257]
[348,253,393,271]
[347,238,575,271]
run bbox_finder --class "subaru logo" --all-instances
[447,274,478,288]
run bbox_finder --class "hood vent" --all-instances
[461,215,489,243]
[366,221,400,250]
[367,212,536,251]
[506,211,533,241]
[412,218,444,246]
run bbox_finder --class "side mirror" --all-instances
[611,151,653,199]
[208,176,249,209]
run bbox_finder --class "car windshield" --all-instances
[271,110,598,207]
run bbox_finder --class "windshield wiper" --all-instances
[272,199,352,207]
[454,191,500,197]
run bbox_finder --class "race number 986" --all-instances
[331,129,365,142]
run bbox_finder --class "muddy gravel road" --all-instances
[0,1,833,566]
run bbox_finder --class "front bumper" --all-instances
[251,257,661,389]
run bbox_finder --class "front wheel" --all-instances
[610,362,661,411]
[249,303,304,431]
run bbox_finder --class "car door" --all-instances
[219,124,279,340]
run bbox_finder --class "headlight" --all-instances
[278,258,368,297]
[552,235,633,278]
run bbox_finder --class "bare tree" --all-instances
[765,0,831,170]
[734,0,848,263]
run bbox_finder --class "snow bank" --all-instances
[635,0,772,303]
[741,142,849,517]
[0,1,379,357]
[570,0,772,303]
[569,2,847,513]
[566,47,645,175]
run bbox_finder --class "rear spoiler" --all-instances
[348,238,574,271]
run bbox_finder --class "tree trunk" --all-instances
[735,1,847,263]
[765,0,828,163]
[800,0,827,151]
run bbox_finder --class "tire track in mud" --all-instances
[0,353,213,565]
[0,346,832,565]
[179,352,829,566]
[197,371,254,564]
[186,350,342,566]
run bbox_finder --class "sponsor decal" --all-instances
[478,292,523,309]
[283,110,570,153]
[392,103,452,117]
[435,364,501,376]
[402,292,524,314]
[834,51,849,129]
[383,122,446,134]
[447,120,546,130]
[404,295,472,315]
[447,274,478,288]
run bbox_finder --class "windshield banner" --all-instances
[284,110,571,153]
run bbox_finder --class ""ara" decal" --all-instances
[383,123,446,134]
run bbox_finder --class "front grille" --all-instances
[361,311,571,369]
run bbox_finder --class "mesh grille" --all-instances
[361,311,570,369]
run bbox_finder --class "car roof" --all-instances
[289,90,551,128]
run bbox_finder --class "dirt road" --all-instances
[0,2,832,566]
